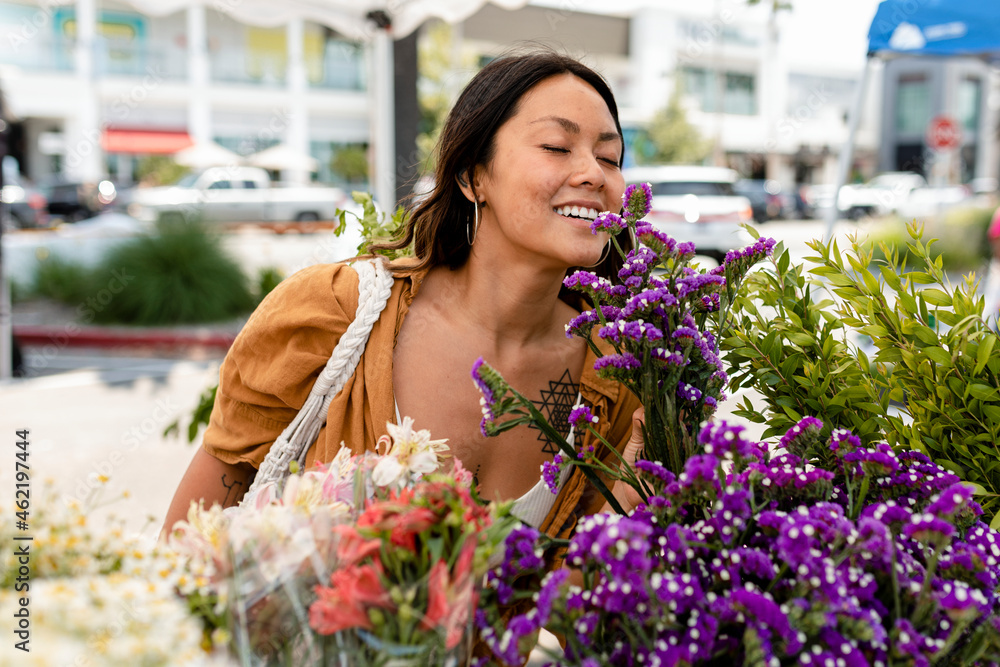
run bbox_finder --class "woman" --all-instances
[163,51,644,539]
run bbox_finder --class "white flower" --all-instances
[371,416,449,488]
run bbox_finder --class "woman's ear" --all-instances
[456,167,483,204]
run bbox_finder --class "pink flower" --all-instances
[309,563,395,636]
[334,525,381,566]
[421,542,478,649]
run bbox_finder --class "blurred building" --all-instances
[462,2,884,187]
[0,0,369,187]
[879,56,996,186]
[8,1,992,194]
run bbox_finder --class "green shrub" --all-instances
[32,254,97,304]
[91,220,255,325]
[724,222,1000,521]
[256,266,285,303]
[873,206,992,271]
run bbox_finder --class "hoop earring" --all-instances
[466,200,480,246]
[586,240,612,268]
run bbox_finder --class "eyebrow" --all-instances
[531,115,621,144]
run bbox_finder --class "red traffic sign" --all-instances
[926,114,962,152]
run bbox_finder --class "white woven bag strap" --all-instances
[247,257,395,494]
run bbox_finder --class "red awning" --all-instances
[102,129,194,154]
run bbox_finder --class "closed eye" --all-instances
[542,145,569,153]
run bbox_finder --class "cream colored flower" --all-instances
[372,416,449,488]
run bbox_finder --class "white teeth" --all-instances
[554,206,598,220]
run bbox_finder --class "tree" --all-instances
[643,90,712,165]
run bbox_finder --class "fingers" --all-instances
[622,407,645,465]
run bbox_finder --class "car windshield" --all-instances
[650,181,735,196]
[173,173,199,188]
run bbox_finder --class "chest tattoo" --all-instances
[529,369,579,454]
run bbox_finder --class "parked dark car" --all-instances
[733,179,790,223]
[1,178,48,228]
[43,179,118,222]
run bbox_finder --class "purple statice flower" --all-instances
[925,482,978,520]
[568,404,598,431]
[565,513,654,578]
[672,326,699,341]
[623,182,653,219]
[491,524,545,605]
[675,271,725,299]
[541,453,564,495]
[828,427,862,456]
[590,211,626,234]
[599,320,664,344]
[779,416,824,452]
[677,382,702,403]
[699,293,721,312]
[471,357,506,437]
[904,512,955,545]
[635,459,676,485]
[634,222,675,255]
[844,442,900,477]
[675,241,697,260]
[621,287,677,318]
[698,421,754,460]
[563,270,618,301]
[731,587,802,655]
[617,246,660,282]
[651,347,687,367]
[724,236,777,266]
[594,352,641,373]
[565,305,623,339]
[892,618,937,665]
[936,580,989,621]
[676,454,721,495]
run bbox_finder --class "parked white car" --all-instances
[125,166,348,224]
[622,165,755,262]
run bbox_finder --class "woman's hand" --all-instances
[601,407,645,515]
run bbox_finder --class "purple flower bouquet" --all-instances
[480,417,1000,666]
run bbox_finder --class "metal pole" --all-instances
[824,56,874,242]
[368,11,396,214]
[0,102,10,379]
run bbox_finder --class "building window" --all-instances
[680,67,756,116]
[895,73,930,135]
[957,76,981,133]
[724,72,755,115]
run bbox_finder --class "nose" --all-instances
[569,151,606,190]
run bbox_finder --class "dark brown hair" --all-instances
[376,50,632,283]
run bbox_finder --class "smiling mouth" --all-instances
[554,205,598,221]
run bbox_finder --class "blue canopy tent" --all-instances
[825,0,1000,239]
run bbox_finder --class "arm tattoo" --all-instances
[221,473,244,507]
[529,369,579,455]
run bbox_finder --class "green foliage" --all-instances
[724,221,1000,519]
[336,191,412,260]
[255,266,285,303]
[32,254,97,304]
[872,207,993,271]
[91,221,255,325]
[9,277,31,303]
[136,155,189,187]
[724,237,885,446]
[164,384,217,444]
[640,89,712,165]
[329,144,369,185]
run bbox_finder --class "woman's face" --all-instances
[471,73,625,271]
